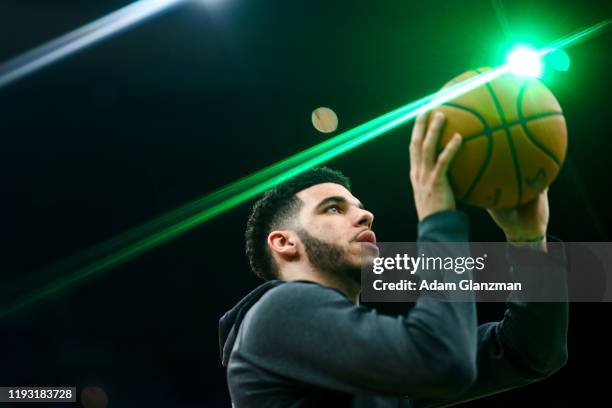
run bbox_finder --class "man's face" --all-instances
[294,183,378,280]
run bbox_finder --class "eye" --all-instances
[325,205,342,214]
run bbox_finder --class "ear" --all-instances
[267,230,298,259]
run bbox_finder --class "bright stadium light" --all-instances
[505,45,544,77]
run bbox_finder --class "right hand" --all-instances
[409,111,463,221]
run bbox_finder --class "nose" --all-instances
[356,208,374,229]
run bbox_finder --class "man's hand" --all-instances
[487,189,549,251]
[410,111,462,221]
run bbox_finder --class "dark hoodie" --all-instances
[219,211,568,407]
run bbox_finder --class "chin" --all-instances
[347,249,379,271]
[360,243,380,262]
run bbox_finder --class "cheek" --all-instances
[316,220,350,239]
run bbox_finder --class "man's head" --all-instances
[245,167,377,282]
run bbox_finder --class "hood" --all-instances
[219,280,284,367]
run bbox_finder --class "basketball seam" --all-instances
[477,68,523,206]
[440,102,494,202]
[458,69,497,202]
[439,108,563,143]
[517,82,563,167]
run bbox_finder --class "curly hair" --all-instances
[245,167,351,280]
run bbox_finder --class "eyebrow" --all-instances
[315,196,365,211]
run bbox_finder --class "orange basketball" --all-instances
[430,67,567,208]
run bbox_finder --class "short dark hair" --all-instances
[245,167,351,280]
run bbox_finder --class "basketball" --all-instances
[430,67,567,208]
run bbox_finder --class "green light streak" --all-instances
[538,19,610,57]
[0,68,508,318]
[1,20,609,318]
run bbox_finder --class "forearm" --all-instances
[410,210,479,393]
[499,237,569,375]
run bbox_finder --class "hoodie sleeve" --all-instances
[232,211,478,399]
[412,238,569,408]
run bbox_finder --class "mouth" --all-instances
[354,229,377,245]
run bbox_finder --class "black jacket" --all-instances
[219,211,568,407]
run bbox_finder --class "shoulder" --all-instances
[257,280,350,314]
[240,281,353,338]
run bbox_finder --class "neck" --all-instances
[280,264,361,304]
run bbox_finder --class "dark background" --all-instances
[0,0,610,406]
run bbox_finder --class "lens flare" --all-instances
[506,45,543,77]
[546,49,571,72]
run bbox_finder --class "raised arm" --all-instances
[413,190,569,408]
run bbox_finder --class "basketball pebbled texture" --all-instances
[429,67,567,209]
